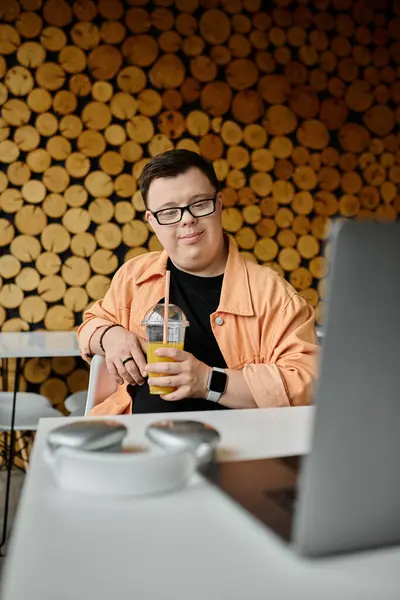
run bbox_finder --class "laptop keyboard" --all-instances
[264,487,297,515]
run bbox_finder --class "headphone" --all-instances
[45,419,220,497]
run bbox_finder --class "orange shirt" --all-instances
[77,237,319,414]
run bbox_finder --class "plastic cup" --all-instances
[142,304,189,395]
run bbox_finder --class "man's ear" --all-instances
[145,210,156,233]
[145,210,152,225]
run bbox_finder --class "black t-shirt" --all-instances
[131,259,229,413]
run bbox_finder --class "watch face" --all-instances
[210,370,227,394]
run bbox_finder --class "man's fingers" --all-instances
[147,375,182,389]
[145,361,181,375]
[131,346,147,378]
[113,359,135,385]
[124,356,145,385]
[108,361,143,386]
[154,347,186,361]
[106,360,123,385]
[115,359,142,385]
[160,386,189,401]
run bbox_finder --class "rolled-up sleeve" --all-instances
[77,269,123,361]
[243,293,319,408]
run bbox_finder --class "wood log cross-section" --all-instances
[0,0,399,376]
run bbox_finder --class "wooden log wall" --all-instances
[0,0,399,418]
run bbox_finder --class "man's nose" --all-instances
[180,207,197,225]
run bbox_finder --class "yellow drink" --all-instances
[147,341,184,395]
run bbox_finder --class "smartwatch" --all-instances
[206,367,227,403]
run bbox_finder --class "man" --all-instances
[77,149,318,414]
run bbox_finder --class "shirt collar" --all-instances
[136,250,168,284]
[135,235,254,317]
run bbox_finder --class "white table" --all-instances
[2,407,399,600]
[0,332,80,359]
[0,331,81,554]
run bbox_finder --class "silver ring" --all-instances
[122,357,134,366]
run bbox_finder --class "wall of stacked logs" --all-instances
[0,0,399,416]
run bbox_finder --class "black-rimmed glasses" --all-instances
[150,195,217,225]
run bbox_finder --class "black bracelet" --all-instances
[99,324,121,352]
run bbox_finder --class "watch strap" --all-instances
[206,389,222,402]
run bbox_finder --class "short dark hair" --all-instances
[139,149,219,207]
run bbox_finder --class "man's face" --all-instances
[145,167,224,273]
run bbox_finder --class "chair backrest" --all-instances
[85,355,118,416]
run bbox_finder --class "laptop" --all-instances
[204,221,400,558]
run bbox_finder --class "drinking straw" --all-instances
[163,270,170,344]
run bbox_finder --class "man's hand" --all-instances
[145,347,212,401]
[102,326,147,386]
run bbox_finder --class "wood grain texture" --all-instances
[0,1,399,452]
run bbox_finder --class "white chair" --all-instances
[64,391,87,417]
[85,355,117,415]
[0,392,64,431]
[0,391,64,550]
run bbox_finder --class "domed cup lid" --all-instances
[142,303,189,328]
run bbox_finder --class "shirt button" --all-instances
[215,316,224,326]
